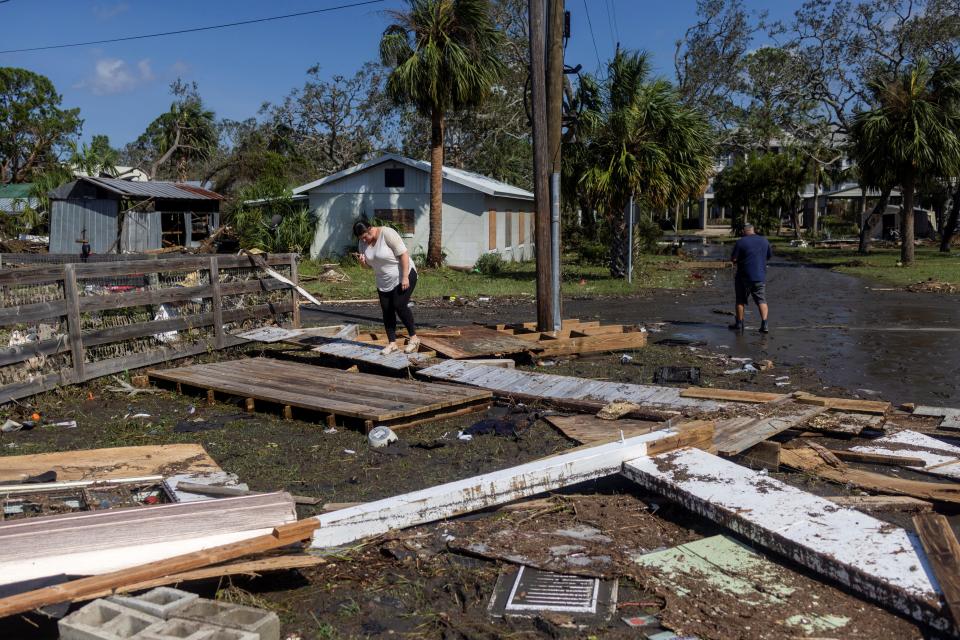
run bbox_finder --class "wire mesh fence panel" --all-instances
[0,253,299,401]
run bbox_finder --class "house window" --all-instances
[375,208,415,234]
[518,212,526,245]
[384,168,405,188]
[488,210,497,250]
[504,211,513,247]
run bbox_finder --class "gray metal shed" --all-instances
[49,177,223,255]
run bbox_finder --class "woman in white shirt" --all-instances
[353,220,420,355]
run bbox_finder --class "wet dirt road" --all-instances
[303,245,960,407]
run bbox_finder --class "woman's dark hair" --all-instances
[352,219,372,238]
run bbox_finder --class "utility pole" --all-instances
[546,0,564,332]
[529,0,553,332]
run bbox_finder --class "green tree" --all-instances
[133,80,217,181]
[0,67,82,183]
[714,151,806,237]
[70,134,119,177]
[575,50,714,277]
[850,60,960,265]
[379,0,505,266]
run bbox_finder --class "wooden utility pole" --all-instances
[529,0,553,331]
[546,0,564,331]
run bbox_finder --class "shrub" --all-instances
[634,216,663,253]
[473,252,504,275]
[577,240,609,266]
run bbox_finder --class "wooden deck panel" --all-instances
[149,358,492,428]
[416,325,533,359]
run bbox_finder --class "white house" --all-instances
[293,153,535,268]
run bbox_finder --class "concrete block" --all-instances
[174,599,280,640]
[138,618,258,640]
[59,599,160,640]
[109,587,199,619]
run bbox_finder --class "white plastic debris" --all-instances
[368,426,398,449]
[1,419,23,433]
[323,427,337,434]
[456,430,473,442]
[619,354,634,364]
[343,449,356,455]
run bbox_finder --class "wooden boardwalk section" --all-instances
[418,360,718,412]
[149,358,492,431]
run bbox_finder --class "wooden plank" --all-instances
[622,447,948,632]
[0,298,67,327]
[416,326,532,359]
[0,444,221,482]
[544,414,663,444]
[715,405,827,456]
[0,335,71,368]
[312,428,700,548]
[209,256,226,349]
[832,449,926,467]
[680,387,786,403]
[914,513,960,626]
[62,263,86,381]
[312,340,432,371]
[739,441,781,471]
[827,495,933,513]
[851,431,960,479]
[531,330,648,357]
[0,518,320,619]
[781,447,960,505]
[289,254,300,329]
[795,392,890,415]
[804,411,886,435]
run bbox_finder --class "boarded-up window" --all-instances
[384,168,405,188]
[518,212,526,244]
[374,209,415,234]
[488,210,497,250]
[504,211,513,247]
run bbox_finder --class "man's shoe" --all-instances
[759,321,769,333]
[728,321,743,331]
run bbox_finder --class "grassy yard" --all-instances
[776,242,960,287]
[299,254,697,300]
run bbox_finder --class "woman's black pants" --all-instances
[378,270,417,342]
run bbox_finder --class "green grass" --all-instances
[776,243,960,287]
[299,254,696,300]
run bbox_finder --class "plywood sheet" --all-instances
[0,444,221,483]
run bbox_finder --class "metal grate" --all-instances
[504,566,600,613]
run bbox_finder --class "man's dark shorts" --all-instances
[735,276,767,305]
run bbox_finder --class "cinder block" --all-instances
[59,599,160,640]
[138,617,258,640]
[109,587,199,619]
[174,599,279,640]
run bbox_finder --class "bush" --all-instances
[473,252,504,275]
[634,216,663,253]
[577,240,609,266]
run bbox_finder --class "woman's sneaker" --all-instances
[403,336,421,353]
[381,342,399,355]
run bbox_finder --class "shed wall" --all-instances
[49,199,118,254]
[120,211,163,252]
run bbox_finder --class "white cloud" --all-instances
[93,2,129,20]
[77,57,155,95]
[170,60,192,76]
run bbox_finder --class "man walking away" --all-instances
[730,223,772,333]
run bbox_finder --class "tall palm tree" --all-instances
[576,50,714,277]
[850,60,960,265]
[380,0,504,267]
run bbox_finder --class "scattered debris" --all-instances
[653,366,701,385]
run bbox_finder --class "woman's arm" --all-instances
[399,252,411,289]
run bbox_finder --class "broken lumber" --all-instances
[622,447,947,631]
[543,414,663,445]
[312,428,704,548]
[913,513,960,628]
[827,495,933,513]
[714,405,827,456]
[0,519,320,619]
[794,392,890,415]
[851,431,960,480]
[781,447,960,505]
[831,450,926,467]
[679,387,785,403]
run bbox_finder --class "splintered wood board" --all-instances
[714,405,827,456]
[415,326,532,359]
[680,387,786,403]
[634,536,853,634]
[311,340,433,370]
[419,360,718,412]
[544,414,664,444]
[311,429,697,548]
[804,411,886,435]
[490,322,647,357]
[622,447,946,632]
[0,444,221,483]
[795,392,890,415]
[781,447,960,504]
[150,358,491,428]
[913,513,960,625]
[851,430,960,480]
[827,495,933,513]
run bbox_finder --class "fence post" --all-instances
[209,255,225,349]
[289,254,301,329]
[62,263,86,382]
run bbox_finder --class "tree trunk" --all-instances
[858,187,891,254]
[901,176,916,265]
[608,202,628,278]
[812,172,820,234]
[427,109,445,267]
[940,184,960,253]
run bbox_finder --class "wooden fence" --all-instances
[0,253,300,402]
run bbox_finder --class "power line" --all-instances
[581,0,602,73]
[0,0,386,55]
[608,0,620,46]
[604,0,618,51]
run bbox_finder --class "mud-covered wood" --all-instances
[914,513,960,625]
[149,357,492,428]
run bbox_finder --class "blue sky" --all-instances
[0,1,797,147]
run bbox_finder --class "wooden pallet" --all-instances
[149,358,492,431]
[490,319,647,357]
[412,325,533,359]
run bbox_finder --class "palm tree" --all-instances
[575,50,714,277]
[850,60,960,265]
[380,0,504,267]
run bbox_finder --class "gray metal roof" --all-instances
[64,176,222,200]
[293,153,534,200]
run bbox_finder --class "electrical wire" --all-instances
[608,0,621,46]
[604,0,618,52]
[582,0,603,73]
[0,0,386,55]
